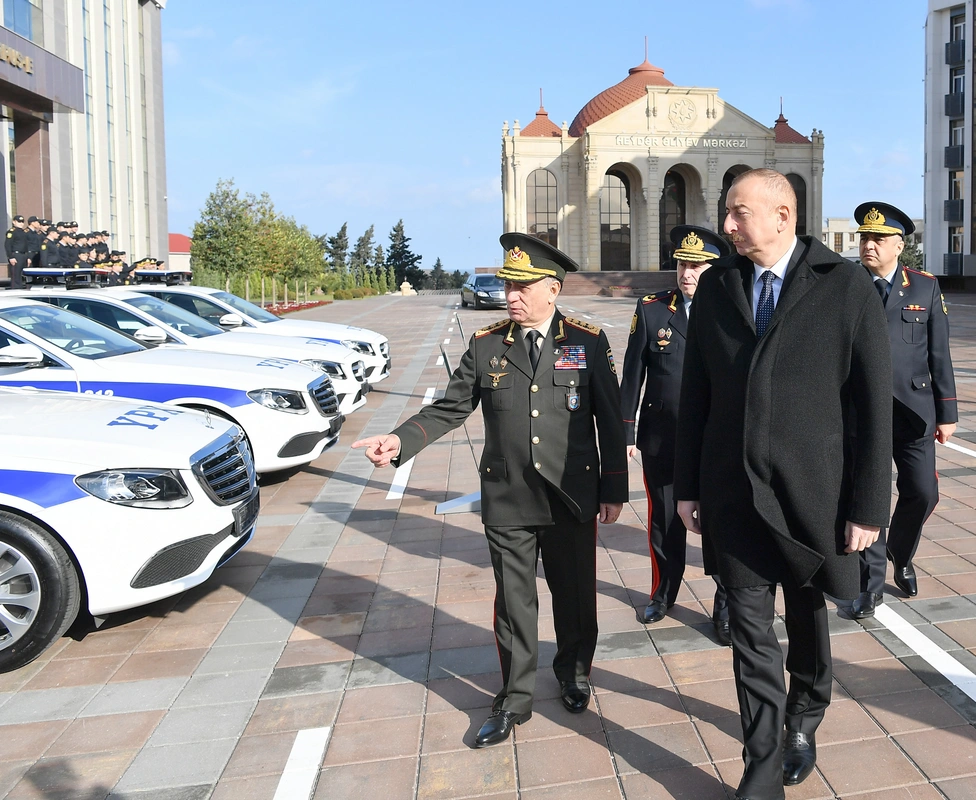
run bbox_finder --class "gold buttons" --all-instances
[531,384,539,393]
[915,317,921,322]
[585,465,590,471]
[486,467,491,473]
[531,409,539,418]
[532,436,540,444]
[534,462,542,470]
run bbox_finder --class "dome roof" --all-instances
[569,59,673,137]
[773,112,811,144]
[521,105,561,138]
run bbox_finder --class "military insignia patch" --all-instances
[487,371,508,388]
[555,345,586,370]
[607,349,616,374]
[630,314,637,335]
[566,387,580,410]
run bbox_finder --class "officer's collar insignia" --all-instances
[554,319,567,342]
[901,269,911,288]
[668,293,678,312]
[503,321,517,344]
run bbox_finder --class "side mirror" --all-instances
[133,326,169,345]
[0,343,45,368]
[218,313,244,329]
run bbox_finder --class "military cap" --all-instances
[45,226,57,234]
[110,250,124,256]
[670,225,730,263]
[855,202,915,237]
[496,233,579,284]
[27,215,37,224]
[12,215,24,223]
[69,221,78,228]
[101,230,109,236]
[40,219,50,226]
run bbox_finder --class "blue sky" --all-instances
[162,0,925,270]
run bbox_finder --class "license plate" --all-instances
[233,490,261,537]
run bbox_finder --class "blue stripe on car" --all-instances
[0,469,86,508]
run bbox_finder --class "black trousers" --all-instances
[860,423,938,595]
[640,460,727,618]
[484,493,598,716]
[7,257,23,290]
[726,577,831,800]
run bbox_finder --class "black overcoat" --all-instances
[393,309,629,526]
[619,288,686,485]
[673,237,893,598]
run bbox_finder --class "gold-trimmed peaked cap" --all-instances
[669,225,730,263]
[854,202,915,237]
[497,232,580,284]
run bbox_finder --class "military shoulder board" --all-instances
[641,290,671,305]
[565,317,601,336]
[906,267,936,279]
[474,319,510,338]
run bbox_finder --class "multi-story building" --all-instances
[0,0,167,270]
[501,57,824,272]
[823,216,923,260]
[925,1,970,276]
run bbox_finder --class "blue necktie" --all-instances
[875,278,889,305]
[756,270,775,337]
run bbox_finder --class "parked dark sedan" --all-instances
[460,274,506,309]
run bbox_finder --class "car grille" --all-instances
[351,360,365,381]
[310,376,339,416]
[379,341,390,358]
[191,429,256,505]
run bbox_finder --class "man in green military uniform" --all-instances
[354,233,628,747]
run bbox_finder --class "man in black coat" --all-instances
[620,225,729,643]
[354,234,628,748]
[850,202,957,619]
[675,169,892,800]
[38,226,61,268]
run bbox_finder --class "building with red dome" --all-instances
[501,59,824,271]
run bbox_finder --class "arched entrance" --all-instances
[600,165,638,270]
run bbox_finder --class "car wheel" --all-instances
[473,296,482,309]
[0,512,81,673]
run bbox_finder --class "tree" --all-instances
[901,238,923,271]
[374,244,387,294]
[325,223,349,277]
[387,219,425,289]
[190,178,258,283]
[430,257,447,289]
[450,269,469,289]
[350,225,375,287]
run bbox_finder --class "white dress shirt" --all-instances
[752,237,799,320]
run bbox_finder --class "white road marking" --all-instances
[443,338,450,345]
[603,323,614,328]
[386,388,436,500]
[273,727,331,800]
[448,327,454,333]
[873,605,976,702]
[436,355,444,366]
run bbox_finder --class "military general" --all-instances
[850,202,957,619]
[619,224,729,644]
[353,233,628,748]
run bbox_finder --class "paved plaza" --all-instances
[2,289,976,799]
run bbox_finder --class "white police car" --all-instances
[0,388,259,672]
[127,284,392,384]
[17,289,369,417]
[0,297,343,473]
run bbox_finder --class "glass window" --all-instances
[833,233,844,252]
[0,304,145,359]
[786,174,807,237]
[211,291,281,323]
[952,13,966,42]
[3,0,33,40]
[526,169,558,248]
[123,295,225,338]
[601,171,631,271]
[951,66,965,94]
[949,226,964,254]
[659,170,685,269]
[950,170,964,200]
[951,120,965,146]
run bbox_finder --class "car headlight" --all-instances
[476,291,489,296]
[247,388,307,413]
[75,469,192,509]
[300,359,345,379]
[340,339,372,355]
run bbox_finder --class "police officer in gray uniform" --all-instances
[354,233,628,748]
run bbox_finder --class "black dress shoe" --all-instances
[887,551,918,596]
[559,680,591,713]
[474,709,530,748]
[713,617,732,647]
[851,591,883,619]
[783,730,817,786]
[642,599,667,624]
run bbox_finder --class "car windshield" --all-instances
[0,304,145,359]
[123,295,224,339]
[212,292,282,323]
[475,276,503,289]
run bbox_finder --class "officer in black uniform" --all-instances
[57,233,77,267]
[38,226,61,267]
[4,215,28,289]
[25,216,43,267]
[353,233,628,748]
[94,231,110,261]
[620,225,731,644]
[851,202,958,619]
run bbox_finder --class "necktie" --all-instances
[875,278,888,305]
[756,270,775,338]
[525,329,541,373]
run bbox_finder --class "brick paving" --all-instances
[0,289,975,798]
